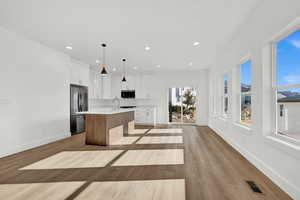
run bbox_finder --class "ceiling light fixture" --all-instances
[96,59,100,63]
[189,62,193,66]
[100,44,108,76]
[156,65,161,68]
[145,46,150,51]
[122,58,127,82]
[193,42,200,46]
[133,66,138,70]
[113,67,117,71]
[65,46,72,50]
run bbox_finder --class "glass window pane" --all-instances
[241,60,252,92]
[277,87,300,140]
[241,93,251,124]
[182,87,196,123]
[169,88,182,123]
[224,75,229,94]
[276,29,300,86]
[169,87,197,124]
[224,96,228,114]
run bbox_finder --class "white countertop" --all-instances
[76,108,135,115]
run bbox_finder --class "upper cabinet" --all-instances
[138,74,152,99]
[70,59,89,86]
[110,74,152,99]
[121,75,136,91]
[89,68,111,99]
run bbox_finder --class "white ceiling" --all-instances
[0,0,260,73]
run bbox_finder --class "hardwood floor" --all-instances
[0,125,292,200]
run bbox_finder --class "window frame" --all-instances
[211,76,218,117]
[270,23,300,146]
[237,56,252,127]
[222,74,230,117]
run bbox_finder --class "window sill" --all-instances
[264,135,300,160]
[219,116,229,121]
[234,122,253,134]
[211,114,219,118]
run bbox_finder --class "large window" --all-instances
[240,60,252,124]
[274,28,300,140]
[223,74,229,116]
[168,87,197,124]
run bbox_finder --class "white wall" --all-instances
[277,103,300,138]
[109,71,209,125]
[208,0,300,199]
[0,26,86,158]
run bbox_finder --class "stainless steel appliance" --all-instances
[121,90,135,98]
[70,84,88,135]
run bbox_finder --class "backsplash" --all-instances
[89,98,157,110]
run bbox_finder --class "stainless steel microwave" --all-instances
[121,90,135,98]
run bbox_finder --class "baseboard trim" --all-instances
[209,125,300,200]
[196,123,208,126]
[135,122,156,126]
[0,132,70,158]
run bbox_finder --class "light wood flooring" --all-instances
[0,125,293,200]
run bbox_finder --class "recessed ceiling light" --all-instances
[133,66,138,70]
[112,67,116,71]
[96,59,100,63]
[189,62,193,66]
[65,46,72,50]
[156,65,161,68]
[193,42,200,46]
[145,46,150,51]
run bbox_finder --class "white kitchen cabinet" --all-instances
[135,75,143,98]
[139,75,152,98]
[120,75,135,91]
[70,59,89,86]
[89,68,111,99]
[102,75,111,98]
[110,74,153,99]
[135,106,156,126]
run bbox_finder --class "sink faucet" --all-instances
[112,96,120,110]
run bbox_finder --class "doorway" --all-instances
[168,87,197,123]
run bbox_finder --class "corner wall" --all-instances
[208,0,300,199]
[0,26,73,158]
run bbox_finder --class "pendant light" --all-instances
[100,43,108,76]
[122,58,127,82]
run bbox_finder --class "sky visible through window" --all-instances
[241,60,252,86]
[277,29,300,92]
[224,74,229,94]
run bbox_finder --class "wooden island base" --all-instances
[85,111,134,146]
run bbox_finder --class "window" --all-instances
[168,87,197,124]
[240,60,252,124]
[273,28,300,140]
[223,74,229,116]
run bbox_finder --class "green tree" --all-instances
[182,89,195,108]
[182,89,195,116]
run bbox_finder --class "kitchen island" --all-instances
[77,108,135,146]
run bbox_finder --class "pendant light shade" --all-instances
[122,58,127,82]
[100,43,108,76]
[100,67,108,75]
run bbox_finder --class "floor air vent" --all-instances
[246,180,263,194]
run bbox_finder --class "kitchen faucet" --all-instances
[112,96,120,110]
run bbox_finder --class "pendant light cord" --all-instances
[123,58,126,77]
[102,44,106,67]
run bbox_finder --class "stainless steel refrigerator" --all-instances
[70,84,88,135]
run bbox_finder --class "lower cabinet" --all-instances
[135,107,156,126]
